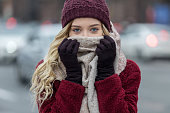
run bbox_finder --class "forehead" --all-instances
[72,18,101,26]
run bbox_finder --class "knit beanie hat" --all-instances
[61,0,112,32]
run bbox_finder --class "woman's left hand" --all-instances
[95,35,116,81]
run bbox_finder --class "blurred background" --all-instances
[0,0,170,113]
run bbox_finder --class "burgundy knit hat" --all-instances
[61,0,112,32]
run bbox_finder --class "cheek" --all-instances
[97,30,104,36]
[68,31,72,36]
[69,30,75,37]
[69,31,81,37]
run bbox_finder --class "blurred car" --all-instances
[0,23,36,64]
[16,24,62,84]
[120,23,170,60]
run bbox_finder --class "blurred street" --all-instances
[0,64,38,113]
[137,59,170,113]
[0,59,170,113]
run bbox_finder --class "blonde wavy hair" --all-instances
[30,21,110,107]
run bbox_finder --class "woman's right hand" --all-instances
[58,38,82,85]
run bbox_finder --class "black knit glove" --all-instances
[95,35,116,81]
[58,38,82,85]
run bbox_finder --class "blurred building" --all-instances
[0,0,13,19]
[0,0,169,24]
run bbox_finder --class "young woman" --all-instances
[30,0,141,113]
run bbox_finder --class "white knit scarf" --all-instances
[53,22,127,113]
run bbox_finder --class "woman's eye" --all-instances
[73,28,80,32]
[90,28,98,32]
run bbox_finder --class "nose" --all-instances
[81,30,89,37]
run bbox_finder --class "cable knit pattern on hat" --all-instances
[61,0,112,32]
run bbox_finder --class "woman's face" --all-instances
[69,18,103,37]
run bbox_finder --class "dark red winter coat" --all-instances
[35,59,141,113]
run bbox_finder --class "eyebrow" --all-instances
[71,24,101,27]
[89,24,100,27]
